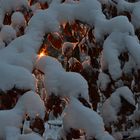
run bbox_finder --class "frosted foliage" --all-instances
[0,63,35,91]
[63,98,114,140]
[0,25,16,44]
[62,42,74,55]
[68,57,80,67]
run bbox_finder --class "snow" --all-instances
[94,16,134,42]
[101,98,118,126]
[0,91,45,139]
[0,0,140,139]
[44,121,62,140]
[0,25,16,45]
[0,0,29,26]
[112,132,123,140]
[0,49,36,72]
[101,32,139,80]
[11,12,26,32]
[97,72,111,91]
[0,109,23,139]
[38,0,49,4]
[132,110,140,124]
[44,67,89,100]
[63,97,114,140]
[36,56,89,100]
[15,91,46,119]
[129,129,140,138]
[26,9,60,35]
[124,35,140,69]
[36,55,64,73]
[26,0,135,44]
[122,55,136,75]
[0,40,5,49]
[114,0,140,29]
[22,119,32,134]
[101,86,135,125]
[101,32,126,80]
[74,0,103,26]
[0,62,35,92]
[5,127,20,140]
[132,7,140,29]
[0,0,29,12]
[5,128,43,140]
[18,133,44,140]
[116,0,133,13]
[114,86,135,107]
[0,0,134,77]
